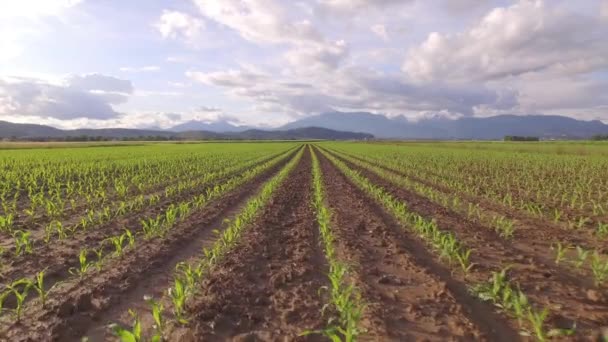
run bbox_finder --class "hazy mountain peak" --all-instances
[169,119,249,133]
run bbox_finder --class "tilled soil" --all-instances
[174,148,328,341]
[338,149,606,252]
[0,150,295,289]
[323,148,608,337]
[3,143,605,341]
[0,149,297,342]
[315,147,519,341]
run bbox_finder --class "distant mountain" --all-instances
[281,112,608,139]
[0,120,65,138]
[170,120,250,132]
[0,121,371,141]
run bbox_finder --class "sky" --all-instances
[0,0,607,129]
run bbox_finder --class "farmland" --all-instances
[0,141,607,341]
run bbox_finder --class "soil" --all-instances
[172,147,328,341]
[1,144,605,341]
[321,147,608,338]
[315,147,519,341]
[0,149,295,294]
[0,148,298,341]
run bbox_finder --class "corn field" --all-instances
[0,141,606,341]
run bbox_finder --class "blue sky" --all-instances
[0,0,607,129]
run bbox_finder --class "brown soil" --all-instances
[322,147,608,338]
[173,147,328,341]
[0,149,291,263]
[338,149,606,249]
[0,149,295,293]
[314,147,519,341]
[0,148,299,342]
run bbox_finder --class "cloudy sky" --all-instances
[0,0,607,129]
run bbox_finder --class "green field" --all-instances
[0,141,606,341]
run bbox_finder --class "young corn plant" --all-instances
[572,246,589,269]
[597,222,608,238]
[175,262,203,289]
[13,230,33,256]
[552,242,568,265]
[69,249,94,279]
[590,252,608,286]
[141,215,163,239]
[144,295,165,339]
[32,270,49,308]
[0,213,14,232]
[110,309,144,342]
[308,148,364,341]
[471,267,551,341]
[168,278,189,324]
[5,279,33,321]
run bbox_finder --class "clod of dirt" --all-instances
[586,289,604,302]
[377,274,403,285]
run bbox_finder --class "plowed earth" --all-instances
[1,144,606,341]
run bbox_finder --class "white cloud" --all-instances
[318,0,408,13]
[370,24,389,41]
[193,0,321,45]
[284,40,349,72]
[403,0,608,82]
[187,64,509,120]
[156,10,205,43]
[0,0,82,18]
[119,66,161,72]
[602,0,608,18]
[0,74,133,120]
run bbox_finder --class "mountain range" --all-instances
[0,120,372,141]
[1,112,607,140]
[281,112,608,139]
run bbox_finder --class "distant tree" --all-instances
[591,134,608,141]
[504,136,540,141]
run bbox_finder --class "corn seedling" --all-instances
[110,309,142,342]
[572,246,589,269]
[32,270,49,308]
[168,278,189,324]
[590,252,608,286]
[552,242,568,265]
[144,295,164,338]
[69,249,94,278]
[0,214,14,232]
[597,222,608,238]
[5,279,33,321]
[13,230,33,256]
[526,307,549,342]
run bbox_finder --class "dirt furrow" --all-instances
[0,148,299,342]
[324,148,607,336]
[316,147,518,341]
[0,149,296,289]
[174,147,328,341]
[336,149,605,251]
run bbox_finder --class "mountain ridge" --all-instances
[0,120,372,141]
[281,112,608,139]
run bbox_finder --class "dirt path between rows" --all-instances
[0,147,300,342]
[335,149,606,252]
[173,147,328,341]
[0,149,296,291]
[315,147,518,341]
[323,148,607,337]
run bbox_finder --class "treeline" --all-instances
[591,134,608,141]
[5,135,178,142]
[504,136,540,141]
